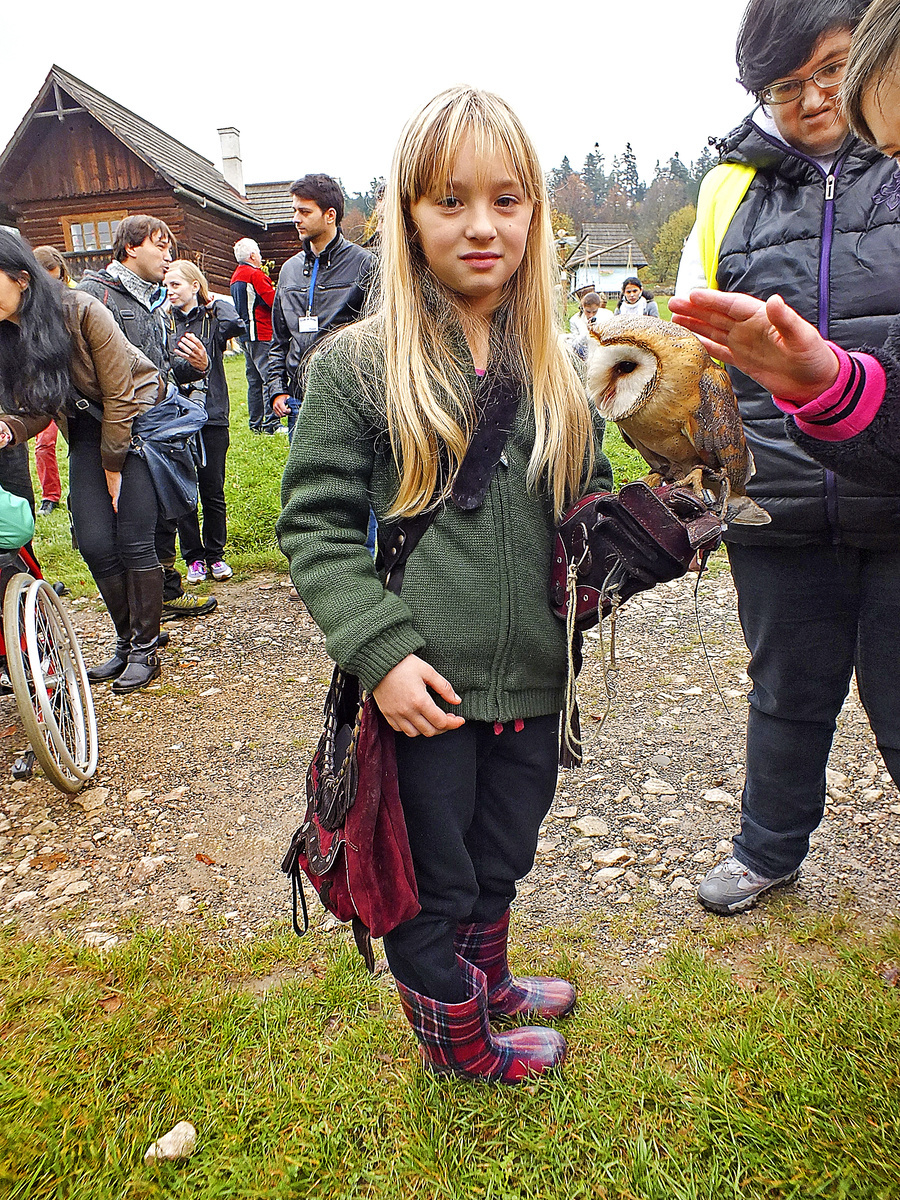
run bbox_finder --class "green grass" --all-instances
[30,356,291,596]
[0,918,898,1199]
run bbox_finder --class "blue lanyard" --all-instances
[307,257,319,315]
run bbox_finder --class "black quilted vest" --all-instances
[715,114,900,548]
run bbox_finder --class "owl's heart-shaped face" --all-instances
[585,340,658,419]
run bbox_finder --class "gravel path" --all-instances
[1,565,897,956]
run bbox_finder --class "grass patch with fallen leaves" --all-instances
[1,916,898,1199]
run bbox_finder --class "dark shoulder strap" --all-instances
[380,509,440,596]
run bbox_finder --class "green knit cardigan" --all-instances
[276,333,612,723]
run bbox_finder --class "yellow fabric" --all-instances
[696,163,757,290]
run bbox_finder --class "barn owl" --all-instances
[586,315,770,526]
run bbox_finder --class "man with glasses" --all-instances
[675,0,900,915]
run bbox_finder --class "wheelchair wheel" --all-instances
[2,573,98,793]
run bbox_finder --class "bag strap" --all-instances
[379,370,519,592]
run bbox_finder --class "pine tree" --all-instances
[620,143,644,204]
[547,156,574,195]
[582,145,608,206]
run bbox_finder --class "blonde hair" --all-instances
[166,259,210,305]
[347,86,593,519]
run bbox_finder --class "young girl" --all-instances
[669,0,900,490]
[277,87,611,1083]
[615,276,659,318]
[164,260,244,583]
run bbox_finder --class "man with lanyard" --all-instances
[80,216,218,620]
[267,174,372,437]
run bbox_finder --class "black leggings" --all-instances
[68,418,159,579]
[383,715,559,1002]
[177,424,229,565]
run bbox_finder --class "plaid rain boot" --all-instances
[396,957,566,1084]
[455,910,576,1020]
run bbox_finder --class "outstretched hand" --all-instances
[669,290,840,402]
[373,654,465,738]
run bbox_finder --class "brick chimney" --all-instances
[218,127,244,196]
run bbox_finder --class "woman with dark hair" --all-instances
[614,277,658,319]
[0,230,165,694]
[672,0,900,918]
[30,245,71,516]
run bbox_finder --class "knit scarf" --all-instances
[106,260,167,313]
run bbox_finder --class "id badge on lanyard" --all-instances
[298,258,320,334]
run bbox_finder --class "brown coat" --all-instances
[3,290,161,472]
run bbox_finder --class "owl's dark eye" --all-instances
[614,360,638,375]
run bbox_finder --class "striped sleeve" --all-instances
[772,344,886,443]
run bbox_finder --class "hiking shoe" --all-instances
[698,855,800,915]
[38,500,58,516]
[209,560,233,581]
[186,560,207,584]
[161,593,218,621]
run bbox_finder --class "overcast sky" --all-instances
[3,0,752,195]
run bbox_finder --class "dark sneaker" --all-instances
[161,593,218,621]
[698,855,800,915]
[38,500,58,516]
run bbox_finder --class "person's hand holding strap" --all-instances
[373,654,465,737]
[669,290,840,402]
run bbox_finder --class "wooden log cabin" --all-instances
[0,66,301,291]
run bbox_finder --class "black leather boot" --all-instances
[113,568,163,694]
[87,573,130,683]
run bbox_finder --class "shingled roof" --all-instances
[245,182,295,225]
[0,65,265,227]
[564,222,648,271]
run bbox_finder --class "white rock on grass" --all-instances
[83,931,119,951]
[144,1121,197,1162]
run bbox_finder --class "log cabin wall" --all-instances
[259,226,303,281]
[3,109,263,292]
[178,204,263,294]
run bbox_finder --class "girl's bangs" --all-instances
[404,92,542,204]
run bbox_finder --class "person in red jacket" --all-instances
[230,239,282,434]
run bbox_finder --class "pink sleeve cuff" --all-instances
[773,343,886,442]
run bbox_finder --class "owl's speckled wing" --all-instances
[690,362,752,492]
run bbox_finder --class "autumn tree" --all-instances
[552,172,598,231]
[650,204,696,288]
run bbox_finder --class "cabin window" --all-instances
[61,212,127,252]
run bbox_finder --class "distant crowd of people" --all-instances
[0,170,374,692]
